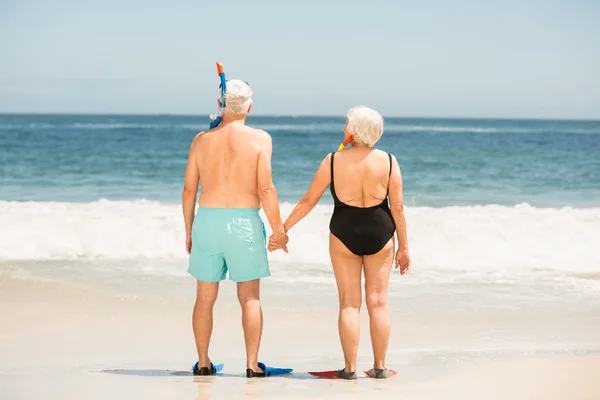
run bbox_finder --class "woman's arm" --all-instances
[283,154,332,232]
[388,155,410,259]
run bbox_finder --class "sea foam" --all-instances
[1,200,598,281]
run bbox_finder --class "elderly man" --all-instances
[182,79,288,377]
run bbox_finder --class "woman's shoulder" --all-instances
[370,148,388,155]
[368,148,393,161]
[317,152,333,170]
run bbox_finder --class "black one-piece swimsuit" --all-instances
[328,152,396,256]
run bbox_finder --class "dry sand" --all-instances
[1,275,599,400]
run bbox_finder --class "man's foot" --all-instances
[246,366,265,378]
[246,362,294,378]
[337,369,357,380]
[193,362,218,376]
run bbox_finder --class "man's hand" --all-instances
[268,233,289,253]
[395,248,410,275]
[186,232,192,255]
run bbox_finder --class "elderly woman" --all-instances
[270,106,410,379]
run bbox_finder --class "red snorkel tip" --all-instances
[216,62,225,75]
[338,135,353,151]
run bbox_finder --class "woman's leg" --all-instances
[363,239,394,370]
[329,234,363,373]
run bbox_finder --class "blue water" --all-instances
[1,114,599,207]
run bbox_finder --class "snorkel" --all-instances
[338,135,353,151]
[209,62,227,129]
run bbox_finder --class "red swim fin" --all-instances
[308,370,341,379]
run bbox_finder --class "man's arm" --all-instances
[182,136,200,253]
[256,133,287,247]
[283,154,331,232]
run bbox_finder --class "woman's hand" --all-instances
[395,248,411,275]
[268,233,289,253]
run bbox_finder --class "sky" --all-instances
[0,0,599,119]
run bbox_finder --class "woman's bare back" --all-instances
[332,148,391,207]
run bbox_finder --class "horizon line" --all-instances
[0,111,599,123]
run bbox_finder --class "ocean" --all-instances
[2,114,600,206]
[1,114,599,300]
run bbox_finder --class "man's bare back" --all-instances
[182,116,285,251]
[189,122,271,208]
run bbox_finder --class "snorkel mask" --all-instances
[209,62,227,129]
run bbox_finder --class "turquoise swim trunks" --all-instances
[188,207,270,283]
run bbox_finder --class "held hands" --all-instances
[268,231,289,253]
[395,248,411,275]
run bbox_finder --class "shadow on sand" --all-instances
[99,369,318,380]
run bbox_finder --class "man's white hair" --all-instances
[220,79,253,116]
[346,106,384,147]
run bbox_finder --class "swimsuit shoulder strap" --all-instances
[331,152,335,176]
[330,152,339,202]
[387,153,392,194]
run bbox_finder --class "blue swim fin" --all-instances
[246,362,293,378]
[192,362,224,376]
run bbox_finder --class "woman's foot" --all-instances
[337,369,357,380]
[365,368,393,379]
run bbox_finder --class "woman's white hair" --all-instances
[219,79,253,116]
[346,106,384,147]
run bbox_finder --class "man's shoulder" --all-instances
[186,132,204,151]
[245,126,270,140]
[243,127,271,149]
[191,130,208,143]
[193,122,226,139]
[190,125,271,149]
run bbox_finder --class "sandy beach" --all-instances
[1,272,599,400]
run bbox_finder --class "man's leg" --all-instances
[193,280,219,367]
[237,279,262,372]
